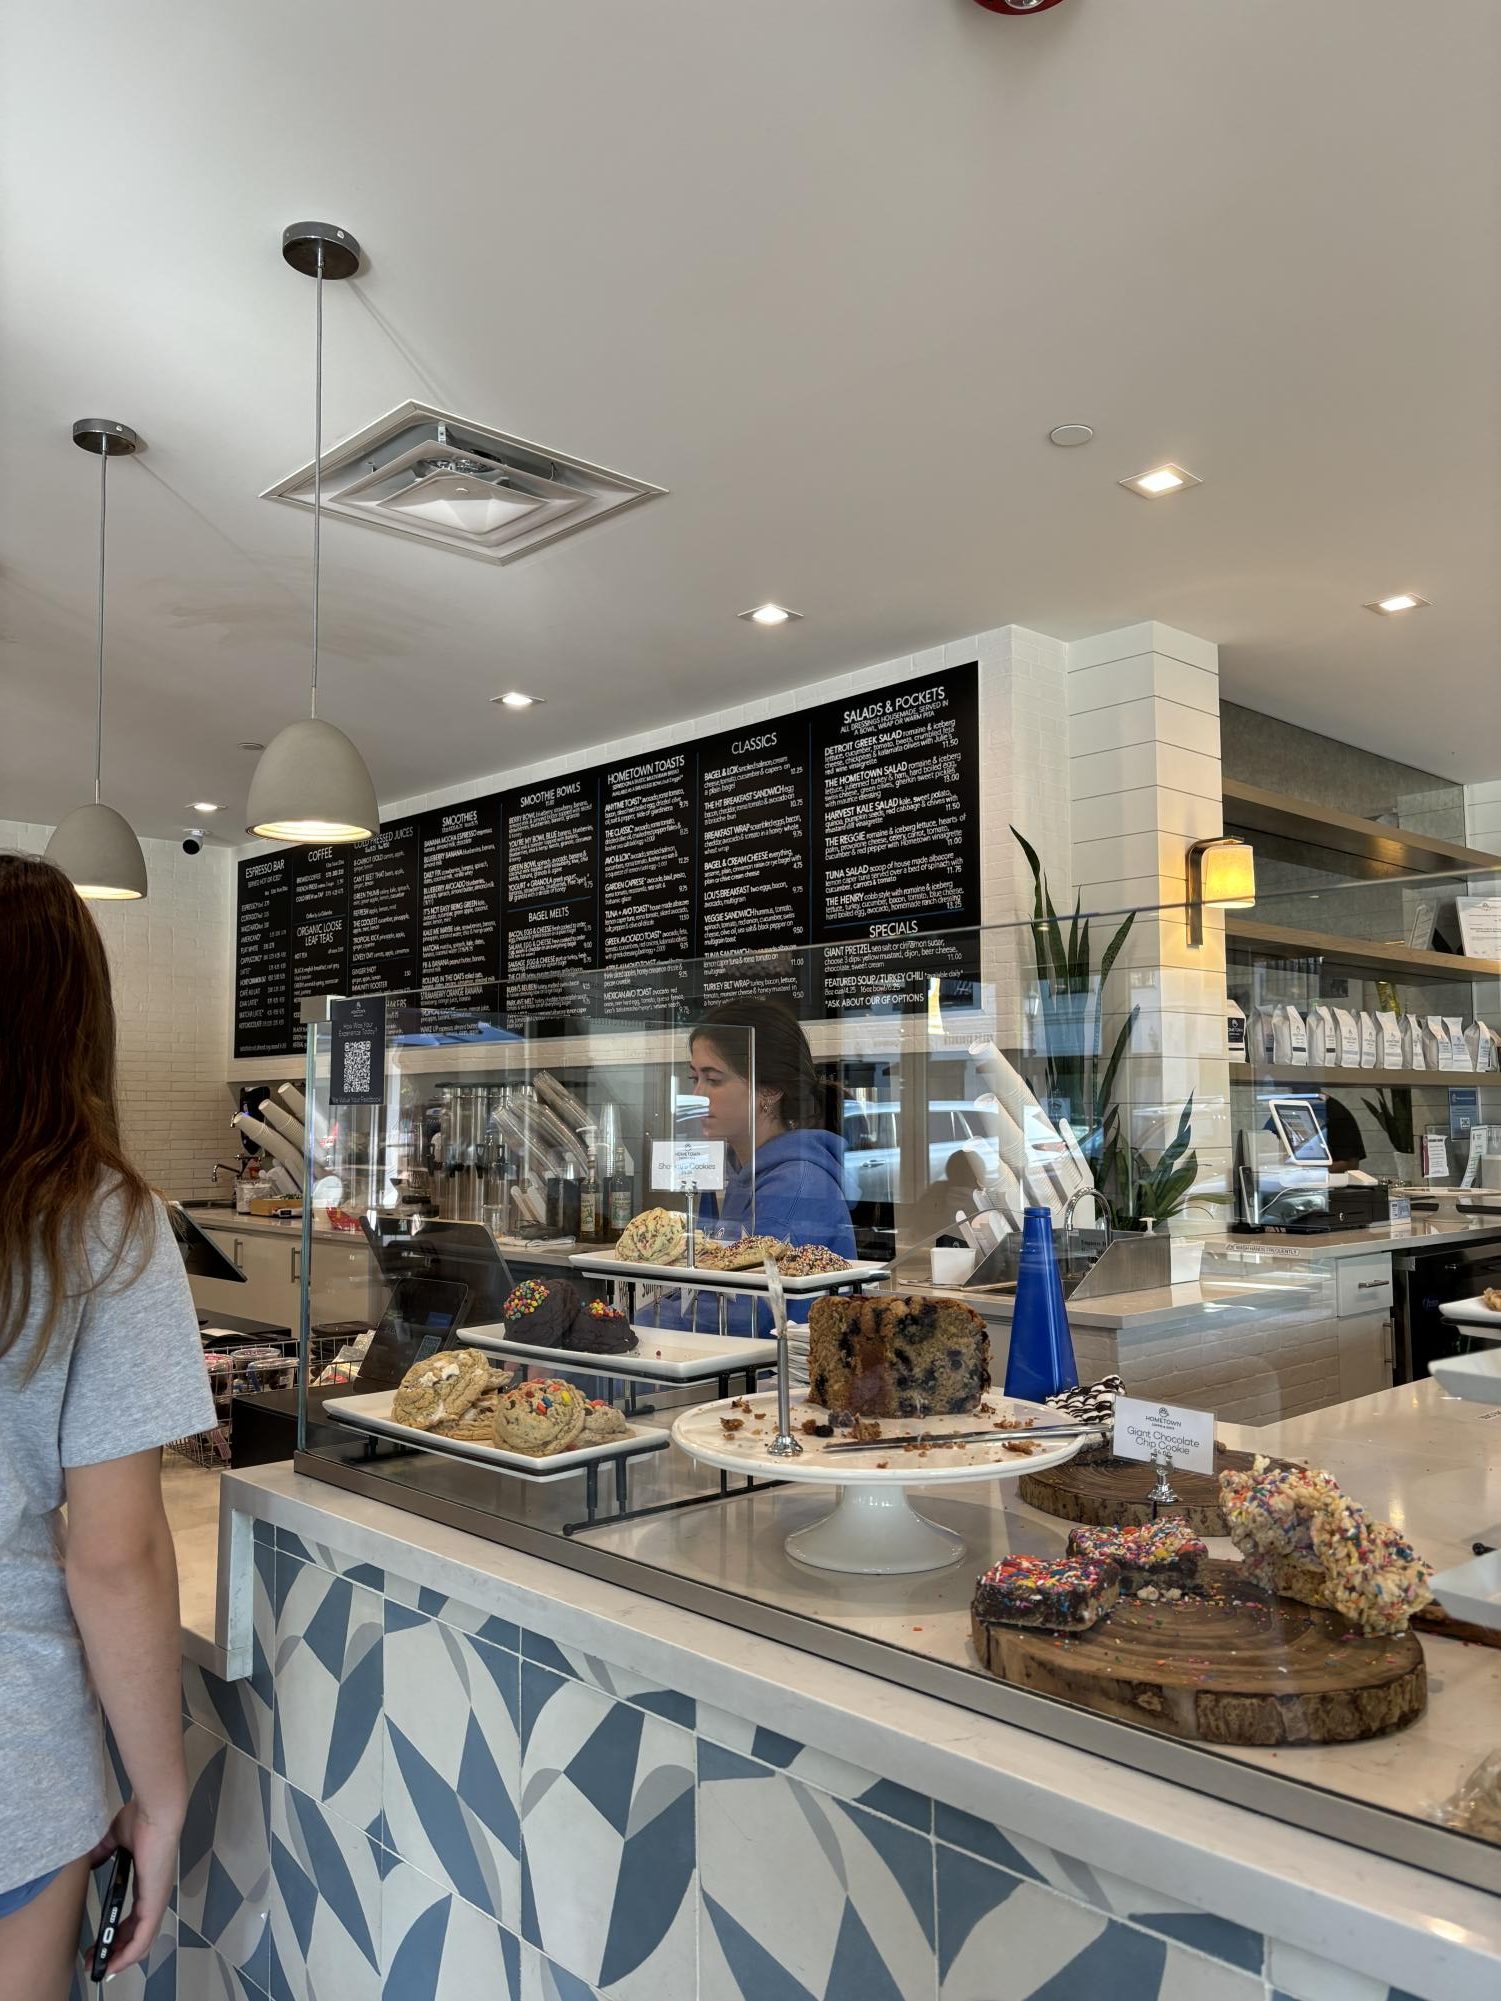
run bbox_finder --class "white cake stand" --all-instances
[670,1392,1091,1575]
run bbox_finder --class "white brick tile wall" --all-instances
[1064,626,1231,1219]
[2,820,232,1201]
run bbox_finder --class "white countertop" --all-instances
[162,1369,1501,2000]
[1204,1212,1501,1262]
[183,1205,348,1241]
[187,1447,1500,2001]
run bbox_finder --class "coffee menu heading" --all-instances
[233,661,979,1057]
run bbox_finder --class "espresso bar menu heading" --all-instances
[234,662,979,1055]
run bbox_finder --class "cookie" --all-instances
[776,1243,851,1277]
[581,1400,630,1444]
[565,1299,638,1356]
[392,1348,495,1431]
[433,1385,510,1443]
[614,1207,688,1266]
[502,1277,581,1347]
[698,1234,789,1271]
[492,1378,588,1456]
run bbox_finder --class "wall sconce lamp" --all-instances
[1186,836,1255,947]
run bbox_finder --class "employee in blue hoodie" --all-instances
[669,998,856,1336]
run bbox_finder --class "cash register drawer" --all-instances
[1336,1255,1393,1318]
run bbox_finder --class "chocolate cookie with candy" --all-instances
[564,1298,638,1356]
[502,1277,581,1347]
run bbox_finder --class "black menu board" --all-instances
[231,664,981,1052]
[417,798,504,1009]
[694,719,811,1011]
[810,664,979,1012]
[503,776,599,1026]
[812,665,979,938]
[234,854,293,1057]
[600,751,693,1016]
[349,819,422,999]
[289,847,352,1053]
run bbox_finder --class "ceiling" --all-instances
[3,1,1499,845]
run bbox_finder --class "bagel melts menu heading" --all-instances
[233,662,979,1055]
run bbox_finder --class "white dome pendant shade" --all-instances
[247,717,379,842]
[247,222,377,845]
[45,802,149,900]
[44,419,149,901]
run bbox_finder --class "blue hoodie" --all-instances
[649,1128,857,1337]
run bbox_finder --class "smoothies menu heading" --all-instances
[233,661,979,1056]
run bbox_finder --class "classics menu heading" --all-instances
[234,661,979,1055]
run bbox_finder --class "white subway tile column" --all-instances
[1064,624,1231,1224]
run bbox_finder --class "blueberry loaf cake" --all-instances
[808,1294,989,1418]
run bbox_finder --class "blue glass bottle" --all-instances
[1003,1207,1079,1402]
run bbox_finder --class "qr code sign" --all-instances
[343,1038,372,1096]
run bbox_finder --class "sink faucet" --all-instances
[1061,1187,1115,1253]
[211,1160,244,1184]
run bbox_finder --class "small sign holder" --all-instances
[762,1257,803,1460]
[1112,1395,1214,1513]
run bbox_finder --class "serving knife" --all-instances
[820,1422,1103,1455]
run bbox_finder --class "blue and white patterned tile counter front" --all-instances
[134,1463,1500,2001]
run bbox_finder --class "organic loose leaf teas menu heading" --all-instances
[233,662,979,1055]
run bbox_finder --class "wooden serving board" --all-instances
[971,1562,1426,1747]
[1412,1602,1501,1651]
[1017,1443,1267,1536]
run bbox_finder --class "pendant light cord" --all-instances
[94,444,108,805]
[310,239,323,722]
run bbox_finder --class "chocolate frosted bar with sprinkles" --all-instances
[971,1554,1120,1632]
[1066,1521,1209,1601]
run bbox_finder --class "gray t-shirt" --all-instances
[0,1191,216,1891]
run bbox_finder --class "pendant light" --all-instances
[44,420,150,901]
[246,223,379,843]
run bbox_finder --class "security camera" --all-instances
[973,0,1067,13]
[182,828,205,856]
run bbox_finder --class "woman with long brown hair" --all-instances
[0,854,214,1997]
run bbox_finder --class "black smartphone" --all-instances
[89,1846,132,1984]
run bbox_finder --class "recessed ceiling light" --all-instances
[1365,593,1429,615]
[1048,423,1094,447]
[238,741,265,752]
[491,690,544,709]
[740,603,802,626]
[1120,462,1201,498]
[189,800,220,813]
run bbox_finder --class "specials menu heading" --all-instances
[233,661,979,1055]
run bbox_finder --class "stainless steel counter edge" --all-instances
[199,1462,1500,2001]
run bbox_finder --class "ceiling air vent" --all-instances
[262,401,664,563]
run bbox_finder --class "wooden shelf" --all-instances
[1226,916,1501,980]
[1221,777,1501,876]
[1242,1066,1497,1092]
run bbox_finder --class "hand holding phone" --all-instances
[90,1846,133,1984]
